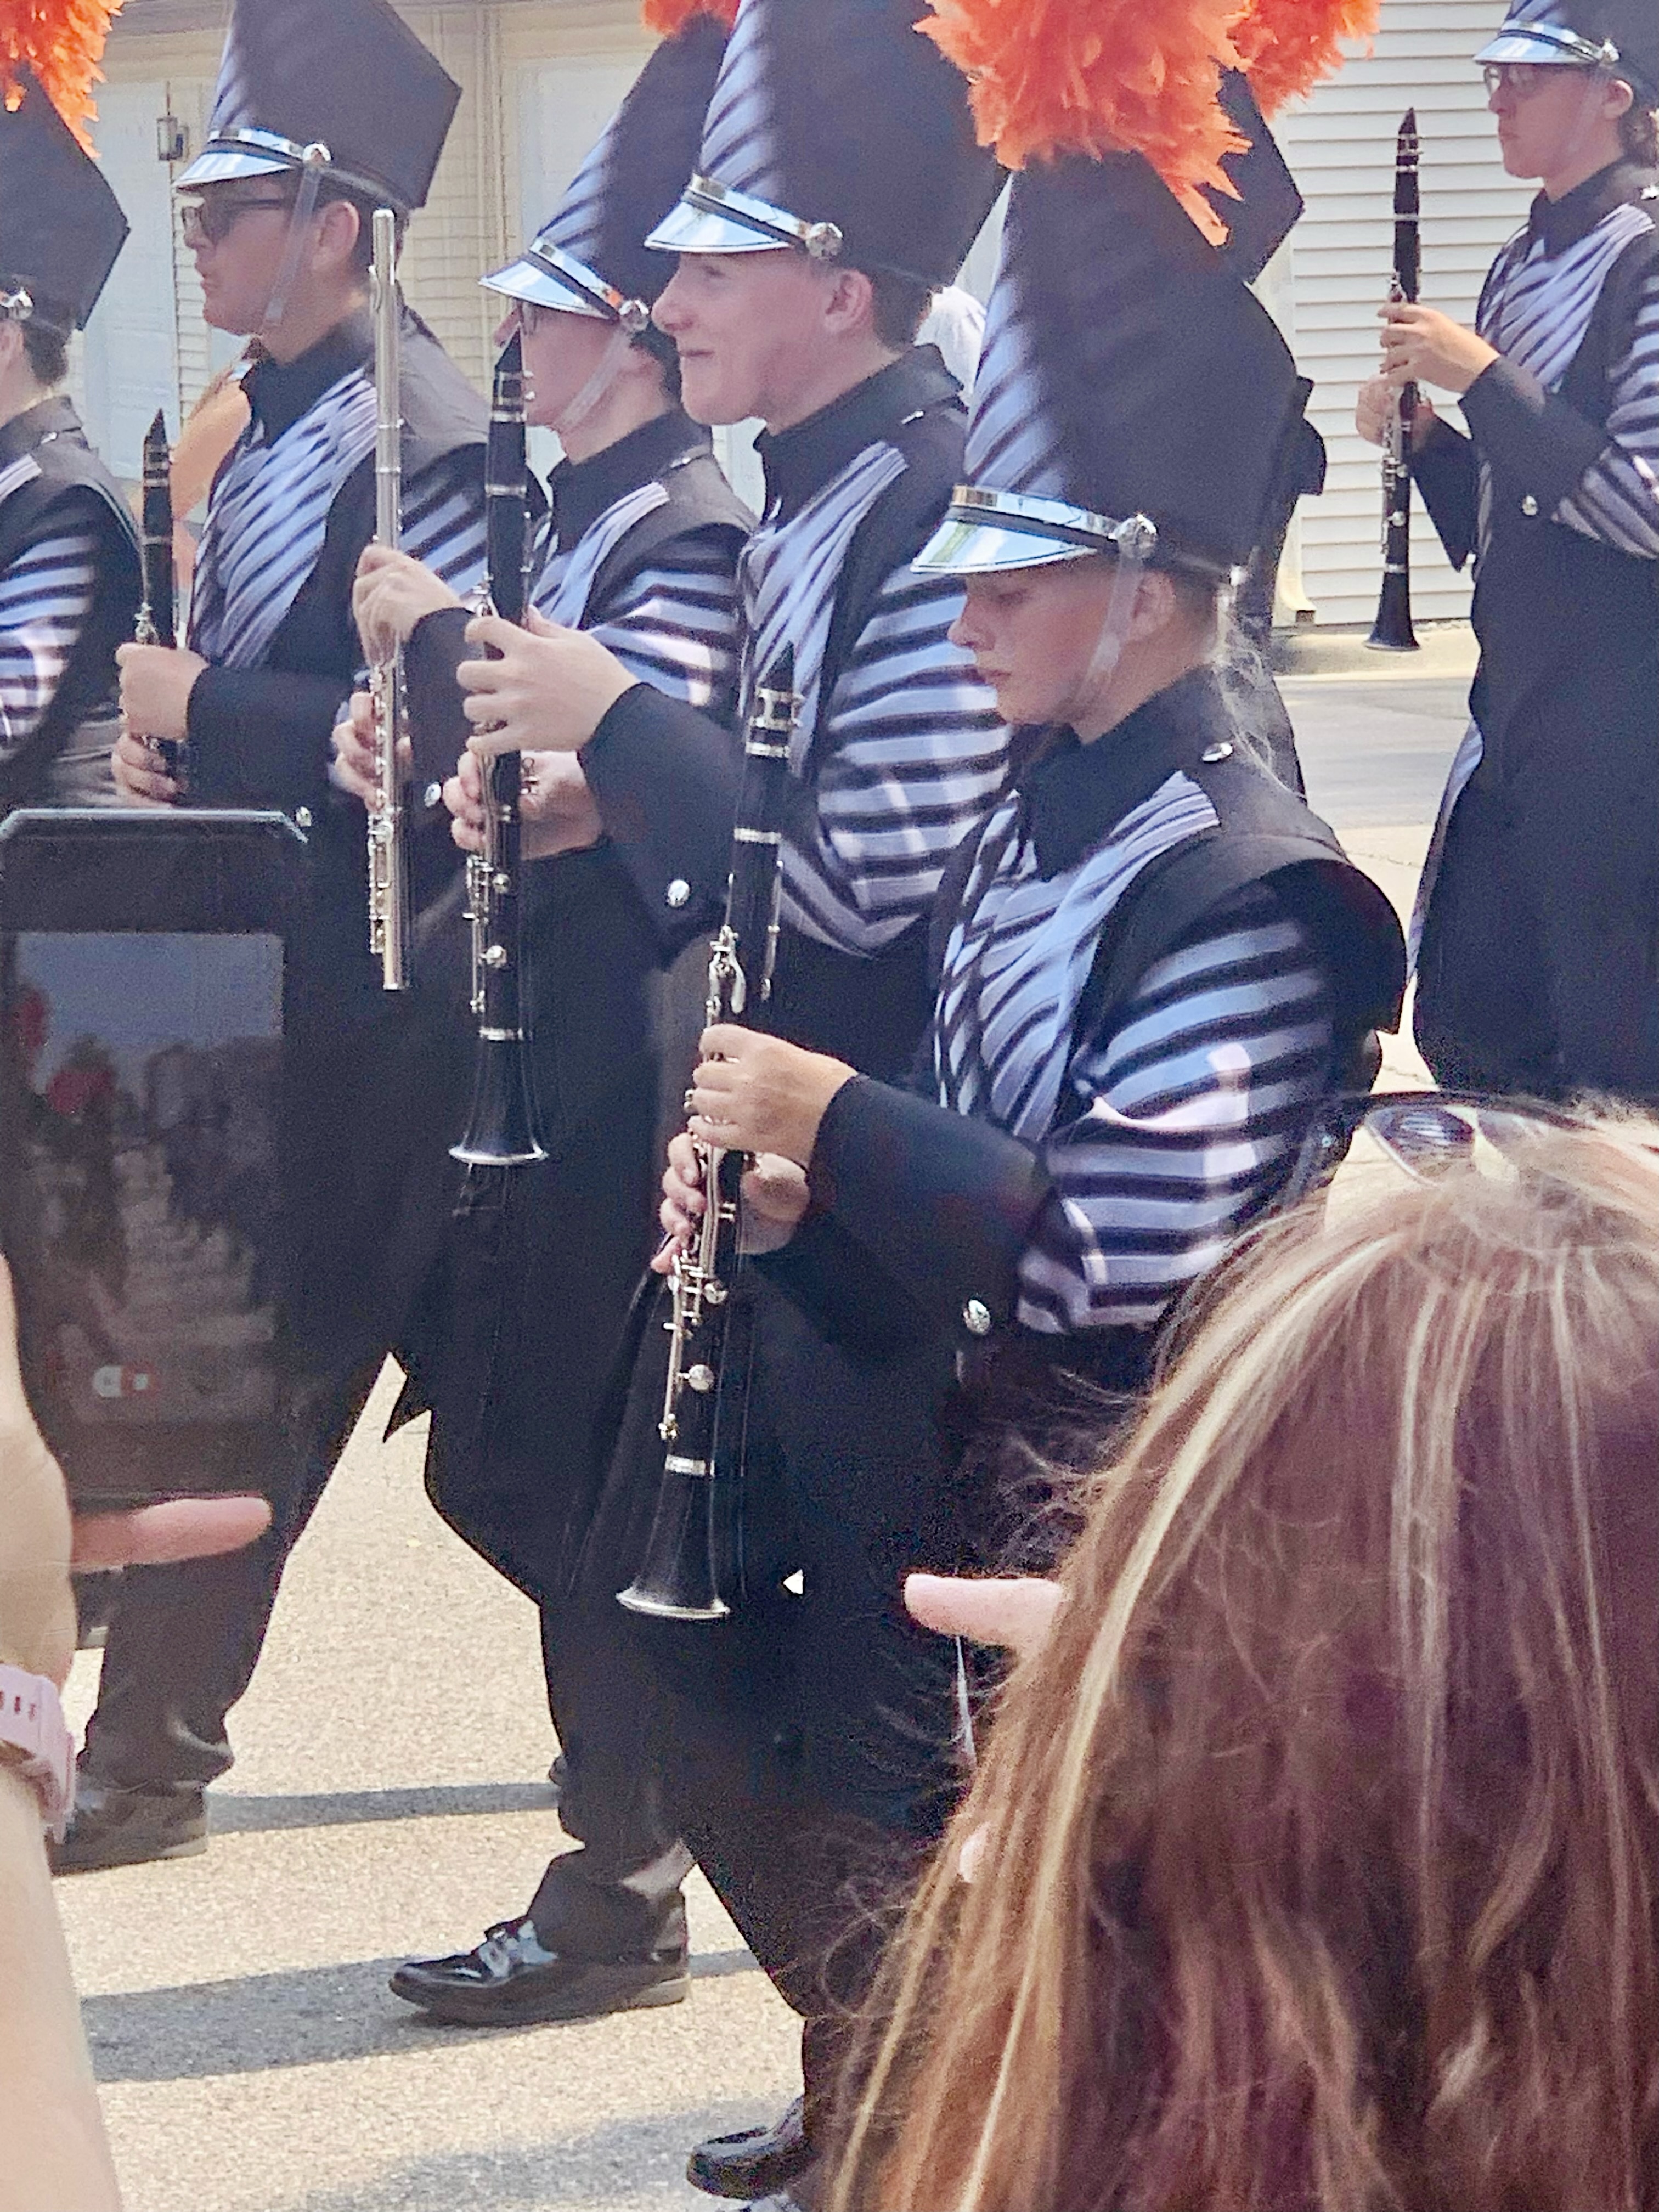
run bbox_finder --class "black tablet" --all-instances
[0,810,307,1507]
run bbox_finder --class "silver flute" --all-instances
[366,207,413,990]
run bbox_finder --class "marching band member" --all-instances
[58,0,490,1874]
[642,6,1406,2193]
[335,2,754,2032]
[444,0,1005,2188]
[0,59,138,809]
[1359,0,1659,1102]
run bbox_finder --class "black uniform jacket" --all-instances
[1414,161,1659,1094]
[0,396,139,809]
[589,672,1403,1835]
[578,348,983,1082]
[183,309,490,1389]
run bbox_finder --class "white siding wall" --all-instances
[1277,0,1533,625]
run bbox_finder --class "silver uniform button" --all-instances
[963,1298,993,1338]
[1521,494,1539,517]
[424,781,443,810]
[1200,741,1234,764]
[294,806,313,830]
[665,878,691,910]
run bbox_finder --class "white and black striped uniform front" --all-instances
[933,693,1341,1339]
[0,450,99,758]
[738,388,1008,958]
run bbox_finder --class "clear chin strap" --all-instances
[1080,515,1159,702]
[552,323,635,442]
[262,144,332,331]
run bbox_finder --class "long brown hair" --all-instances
[838,1119,1659,2212]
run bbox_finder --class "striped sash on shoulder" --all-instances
[190,370,378,669]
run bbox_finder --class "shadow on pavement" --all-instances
[207,1782,558,1834]
[278,2102,788,2211]
[84,1949,758,2082]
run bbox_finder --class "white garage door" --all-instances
[77,81,181,479]
[1277,0,1534,627]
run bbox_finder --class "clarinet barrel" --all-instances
[453,332,546,1168]
[1369,109,1421,654]
[618,650,799,1622]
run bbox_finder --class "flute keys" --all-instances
[686,1365,715,1393]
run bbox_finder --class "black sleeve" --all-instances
[1411,413,1480,572]
[184,664,352,809]
[805,1073,1049,1340]
[578,680,743,958]
[403,604,472,791]
[752,1207,935,1363]
[1460,352,1611,516]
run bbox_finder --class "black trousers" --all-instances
[78,981,473,1795]
[1416,769,1659,1103]
[81,1356,385,1791]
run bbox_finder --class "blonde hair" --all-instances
[838,1118,1659,2212]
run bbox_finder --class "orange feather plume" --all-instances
[1,0,125,150]
[1232,0,1378,116]
[642,0,741,33]
[922,0,1249,239]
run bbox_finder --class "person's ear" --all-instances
[1605,75,1635,122]
[821,263,876,343]
[313,198,363,280]
[1125,567,1180,641]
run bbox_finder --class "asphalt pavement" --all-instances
[53,629,1472,2211]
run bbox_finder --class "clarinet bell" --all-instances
[617,1453,732,1621]
[450,1035,547,1167]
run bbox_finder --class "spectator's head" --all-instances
[846,1112,1659,2212]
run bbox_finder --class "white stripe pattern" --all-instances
[694,0,780,204]
[962,223,1068,498]
[190,371,377,668]
[533,488,741,716]
[0,520,99,754]
[401,462,488,600]
[1479,199,1659,557]
[932,773,1338,1335]
[741,444,1008,952]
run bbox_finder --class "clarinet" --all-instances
[136,409,188,788]
[366,208,414,989]
[618,648,800,1622]
[452,333,546,1168]
[1368,109,1421,653]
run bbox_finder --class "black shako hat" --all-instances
[647,0,1002,289]
[917,143,1302,580]
[0,68,129,332]
[1478,0,1659,101]
[177,0,461,213]
[486,13,729,325]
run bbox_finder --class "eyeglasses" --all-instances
[180,196,298,249]
[1482,61,1584,97]
[1282,1090,1594,1208]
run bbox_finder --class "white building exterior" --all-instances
[77,0,1533,627]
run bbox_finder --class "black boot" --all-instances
[389,1903,689,2027]
[50,1776,208,1874]
[688,2100,814,2201]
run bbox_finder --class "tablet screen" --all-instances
[5,931,285,1453]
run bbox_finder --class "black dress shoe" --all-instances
[50,1780,208,1874]
[389,1917,689,2026]
[688,2098,811,2200]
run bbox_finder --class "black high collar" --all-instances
[1022,665,1233,879]
[0,393,83,475]
[1527,159,1659,257]
[244,306,372,444]
[548,407,712,554]
[754,346,961,523]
